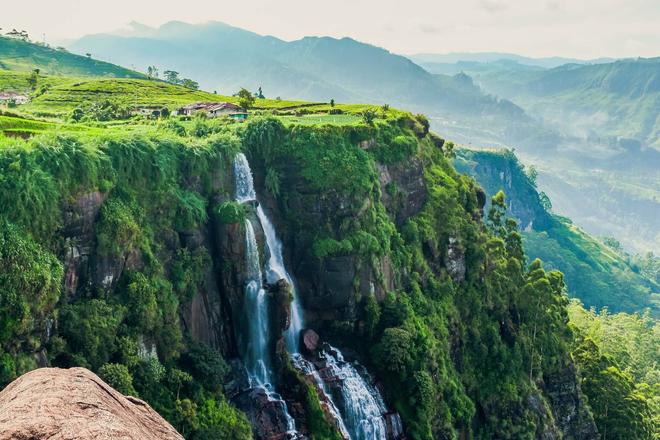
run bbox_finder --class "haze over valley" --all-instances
[1,2,659,439]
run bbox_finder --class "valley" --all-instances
[0,29,658,440]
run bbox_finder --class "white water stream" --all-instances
[234,153,394,440]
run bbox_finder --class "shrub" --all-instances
[215,201,247,224]
[99,363,138,396]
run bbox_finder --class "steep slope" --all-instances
[456,148,660,315]
[0,36,143,78]
[0,107,602,439]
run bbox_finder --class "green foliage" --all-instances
[373,327,414,376]
[456,148,659,316]
[216,201,247,224]
[180,342,229,393]
[573,338,655,439]
[0,35,142,77]
[265,168,281,197]
[236,88,256,110]
[171,248,210,302]
[99,363,138,396]
[312,237,354,258]
[96,198,142,258]
[302,385,344,440]
[0,221,62,349]
[58,299,126,369]
[361,108,377,125]
[568,301,659,438]
[173,188,208,230]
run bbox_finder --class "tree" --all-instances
[236,88,255,110]
[256,86,265,99]
[539,191,552,211]
[181,78,199,90]
[147,66,159,79]
[361,108,377,125]
[443,140,456,159]
[27,69,39,90]
[99,363,137,396]
[163,70,180,84]
[330,99,335,107]
[526,165,538,187]
[85,53,92,59]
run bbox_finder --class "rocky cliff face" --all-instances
[0,118,599,440]
[455,149,551,231]
[0,367,183,440]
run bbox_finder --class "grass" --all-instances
[1,70,388,122]
[0,36,142,78]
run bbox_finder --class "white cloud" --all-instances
[2,0,659,58]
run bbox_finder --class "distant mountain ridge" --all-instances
[410,52,617,69]
[69,21,529,123]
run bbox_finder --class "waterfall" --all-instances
[243,220,271,387]
[234,152,256,203]
[234,153,297,435]
[320,347,388,440]
[233,153,396,440]
[256,205,304,353]
[292,354,351,439]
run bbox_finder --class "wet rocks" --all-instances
[301,329,320,354]
[234,387,296,440]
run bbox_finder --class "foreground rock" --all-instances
[0,367,183,440]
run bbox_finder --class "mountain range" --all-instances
[67,22,660,253]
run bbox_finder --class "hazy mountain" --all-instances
[68,22,659,253]
[411,52,616,69]
[470,58,660,253]
[69,21,532,125]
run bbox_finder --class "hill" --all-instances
[456,148,660,316]
[472,57,660,150]
[0,61,656,438]
[0,35,143,78]
[68,22,532,128]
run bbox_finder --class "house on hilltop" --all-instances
[130,106,169,118]
[174,102,248,120]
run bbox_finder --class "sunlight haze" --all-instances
[5,0,660,58]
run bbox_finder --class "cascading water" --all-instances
[319,347,388,440]
[243,220,271,387]
[234,153,296,435]
[292,353,351,438]
[234,153,397,440]
[256,205,304,353]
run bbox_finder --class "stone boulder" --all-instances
[301,329,320,354]
[0,367,183,440]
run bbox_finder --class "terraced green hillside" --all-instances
[0,35,143,78]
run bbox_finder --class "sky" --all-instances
[3,0,660,58]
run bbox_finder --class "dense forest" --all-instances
[0,37,657,439]
[1,111,657,438]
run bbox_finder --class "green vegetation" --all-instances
[1,52,657,439]
[456,148,659,316]
[0,126,249,438]
[568,301,658,438]
[242,116,591,439]
[0,35,142,77]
